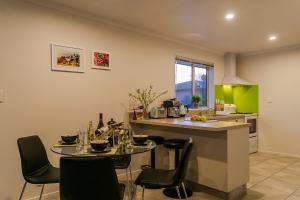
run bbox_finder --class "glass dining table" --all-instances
[51,140,156,157]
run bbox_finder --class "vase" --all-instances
[143,108,149,119]
[193,102,200,109]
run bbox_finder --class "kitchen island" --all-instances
[130,118,250,200]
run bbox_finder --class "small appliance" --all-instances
[167,107,181,118]
[163,98,181,118]
[178,104,189,116]
[216,104,236,115]
[149,107,167,119]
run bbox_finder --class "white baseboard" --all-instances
[258,150,300,159]
[24,168,141,200]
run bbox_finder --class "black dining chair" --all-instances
[135,137,193,200]
[17,135,60,200]
[60,156,125,200]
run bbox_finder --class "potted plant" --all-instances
[129,86,167,119]
[191,95,202,108]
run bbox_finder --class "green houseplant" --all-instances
[191,95,202,108]
[129,86,167,118]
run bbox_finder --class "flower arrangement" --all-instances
[129,86,167,118]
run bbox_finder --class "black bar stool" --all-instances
[163,138,193,199]
[142,135,165,169]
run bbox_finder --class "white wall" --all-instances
[0,0,224,199]
[238,47,300,157]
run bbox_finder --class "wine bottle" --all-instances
[97,113,104,129]
[87,121,94,144]
[95,113,104,135]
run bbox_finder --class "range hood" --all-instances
[222,53,251,85]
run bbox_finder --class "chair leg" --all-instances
[175,186,182,200]
[132,184,137,200]
[129,165,134,196]
[19,182,27,200]
[142,185,145,200]
[182,182,188,200]
[125,169,131,200]
[129,165,133,183]
[39,184,44,200]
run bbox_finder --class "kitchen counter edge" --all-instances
[129,118,250,132]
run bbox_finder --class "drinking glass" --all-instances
[78,125,87,147]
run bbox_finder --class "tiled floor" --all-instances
[45,152,300,200]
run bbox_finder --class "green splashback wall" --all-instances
[215,85,259,113]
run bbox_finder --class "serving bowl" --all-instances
[61,135,78,144]
[133,134,148,144]
[90,140,109,151]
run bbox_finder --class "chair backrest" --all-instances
[173,137,193,186]
[60,156,122,200]
[17,135,50,178]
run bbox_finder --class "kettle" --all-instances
[179,105,188,116]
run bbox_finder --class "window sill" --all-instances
[188,107,209,111]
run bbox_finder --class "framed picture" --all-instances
[51,43,85,73]
[92,50,110,70]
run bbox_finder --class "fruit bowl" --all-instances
[191,115,208,122]
[61,135,78,144]
[90,140,109,151]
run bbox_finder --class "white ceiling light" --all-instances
[225,13,235,20]
[269,35,277,41]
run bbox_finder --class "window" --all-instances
[175,58,212,107]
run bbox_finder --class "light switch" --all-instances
[0,89,4,103]
[266,97,272,103]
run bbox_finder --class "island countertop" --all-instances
[130,118,250,132]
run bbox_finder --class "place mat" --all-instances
[104,148,117,155]
[85,147,117,155]
[53,143,80,147]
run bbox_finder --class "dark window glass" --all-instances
[175,60,209,107]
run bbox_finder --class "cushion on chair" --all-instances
[25,165,60,184]
[164,139,186,149]
[17,135,60,184]
[148,136,165,145]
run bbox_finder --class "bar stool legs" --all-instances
[175,186,182,200]
[182,182,188,200]
[150,148,156,168]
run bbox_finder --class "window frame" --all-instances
[175,57,214,108]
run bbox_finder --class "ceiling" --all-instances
[29,0,300,54]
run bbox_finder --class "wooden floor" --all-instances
[43,152,300,200]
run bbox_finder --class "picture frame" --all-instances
[51,43,85,73]
[92,50,110,70]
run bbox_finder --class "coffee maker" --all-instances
[163,98,181,118]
